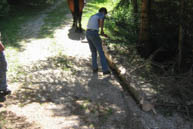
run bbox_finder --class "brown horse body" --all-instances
[67,0,85,32]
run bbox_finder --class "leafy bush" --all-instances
[7,0,57,6]
[105,2,139,46]
[0,0,9,16]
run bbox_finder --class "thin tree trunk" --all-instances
[138,0,151,58]
[131,0,138,23]
[178,0,184,71]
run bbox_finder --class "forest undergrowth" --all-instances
[104,0,193,121]
[105,40,193,120]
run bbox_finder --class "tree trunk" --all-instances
[131,0,138,14]
[178,0,184,71]
[138,0,151,58]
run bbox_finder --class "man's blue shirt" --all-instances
[87,12,105,31]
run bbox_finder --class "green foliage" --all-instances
[105,2,139,46]
[0,0,9,16]
[82,0,118,29]
[93,0,108,3]
[8,0,57,6]
[0,5,45,48]
[22,0,57,6]
[115,0,130,8]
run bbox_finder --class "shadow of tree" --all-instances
[0,0,99,50]
[37,0,70,39]
[0,111,40,129]
[8,54,131,128]
[0,0,69,49]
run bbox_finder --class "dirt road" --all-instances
[0,1,145,129]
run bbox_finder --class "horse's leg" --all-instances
[74,0,79,32]
[72,12,76,27]
[78,0,85,32]
[72,12,77,29]
[67,0,76,28]
[78,11,83,32]
[74,13,78,31]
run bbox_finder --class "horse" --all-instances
[67,0,85,32]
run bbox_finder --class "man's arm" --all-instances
[0,33,4,51]
[99,19,104,35]
[0,41,5,52]
[99,19,109,38]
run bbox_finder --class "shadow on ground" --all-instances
[0,0,69,50]
[0,111,40,129]
[68,27,86,41]
[6,53,135,129]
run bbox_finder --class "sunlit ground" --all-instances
[2,8,131,128]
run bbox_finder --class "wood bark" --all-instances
[138,0,151,58]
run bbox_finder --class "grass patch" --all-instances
[0,5,48,49]
[0,4,53,80]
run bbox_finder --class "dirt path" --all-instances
[0,1,145,129]
[2,1,192,129]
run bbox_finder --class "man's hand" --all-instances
[100,32,109,38]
